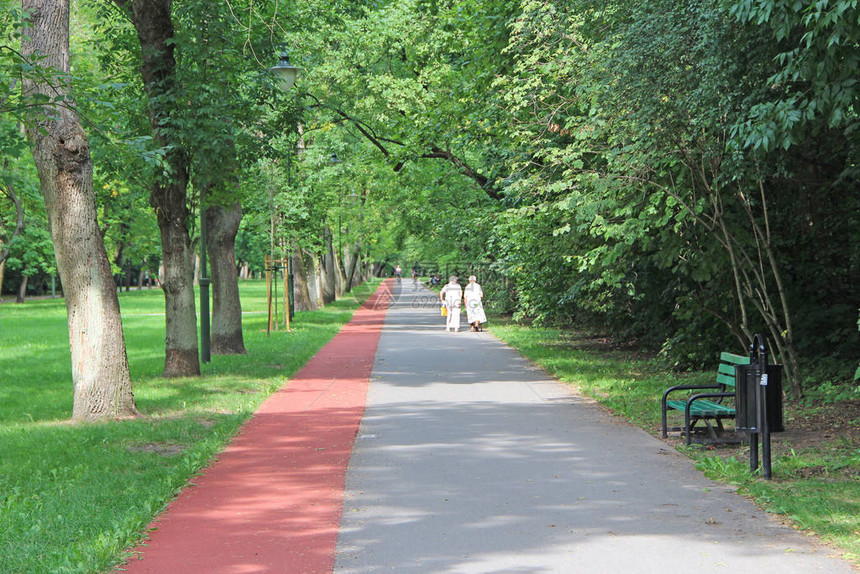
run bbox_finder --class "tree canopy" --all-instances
[3,0,857,397]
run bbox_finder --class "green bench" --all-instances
[661,352,749,445]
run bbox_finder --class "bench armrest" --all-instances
[686,391,734,405]
[660,382,733,439]
[662,384,721,404]
[679,391,736,445]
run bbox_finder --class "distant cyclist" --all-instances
[394,264,402,282]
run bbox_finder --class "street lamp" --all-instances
[200,49,302,359]
[270,49,301,92]
[270,48,301,325]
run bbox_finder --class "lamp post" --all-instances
[331,153,342,256]
[271,48,301,325]
[200,187,210,363]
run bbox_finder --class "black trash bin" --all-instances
[735,363,784,433]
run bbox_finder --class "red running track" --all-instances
[120,281,392,574]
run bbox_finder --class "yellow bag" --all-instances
[441,305,447,317]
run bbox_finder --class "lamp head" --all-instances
[270,50,300,92]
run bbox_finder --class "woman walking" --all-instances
[440,276,463,332]
[464,275,487,332]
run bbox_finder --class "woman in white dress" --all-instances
[464,275,487,332]
[439,276,463,332]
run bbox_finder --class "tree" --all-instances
[206,200,245,353]
[20,0,137,419]
[111,0,200,377]
[171,0,255,355]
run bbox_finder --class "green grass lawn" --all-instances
[490,320,860,567]
[0,280,379,573]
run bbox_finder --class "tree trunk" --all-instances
[206,202,245,354]
[16,274,28,303]
[346,241,362,291]
[22,0,137,419]
[114,0,199,377]
[290,248,313,311]
[193,251,200,286]
[158,206,199,376]
[334,251,346,297]
[321,227,336,304]
[307,252,323,310]
[344,240,362,293]
[0,260,5,297]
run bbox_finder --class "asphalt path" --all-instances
[334,281,855,574]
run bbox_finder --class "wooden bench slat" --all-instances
[718,363,738,376]
[716,373,736,387]
[666,399,735,416]
[720,352,749,365]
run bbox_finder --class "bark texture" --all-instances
[304,253,323,310]
[206,202,246,354]
[16,274,27,304]
[321,227,336,304]
[159,205,199,376]
[290,248,313,311]
[113,0,199,377]
[343,240,362,293]
[22,0,137,419]
[334,251,346,297]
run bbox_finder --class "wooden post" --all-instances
[265,255,273,335]
[282,258,291,331]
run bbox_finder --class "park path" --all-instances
[119,279,856,574]
[333,281,855,574]
[119,281,391,573]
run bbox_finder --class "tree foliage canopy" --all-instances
[2,0,857,393]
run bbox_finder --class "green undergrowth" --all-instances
[490,318,860,567]
[0,279,380,573]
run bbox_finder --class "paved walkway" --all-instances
[334,282,854,573]
[120,279,856,573]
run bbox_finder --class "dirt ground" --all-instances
[770,399,860,478]
[780,399,860,449]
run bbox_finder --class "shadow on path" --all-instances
[334,284,854,574]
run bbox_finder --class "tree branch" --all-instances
[305,95,501,200]
[417,146,499,199]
